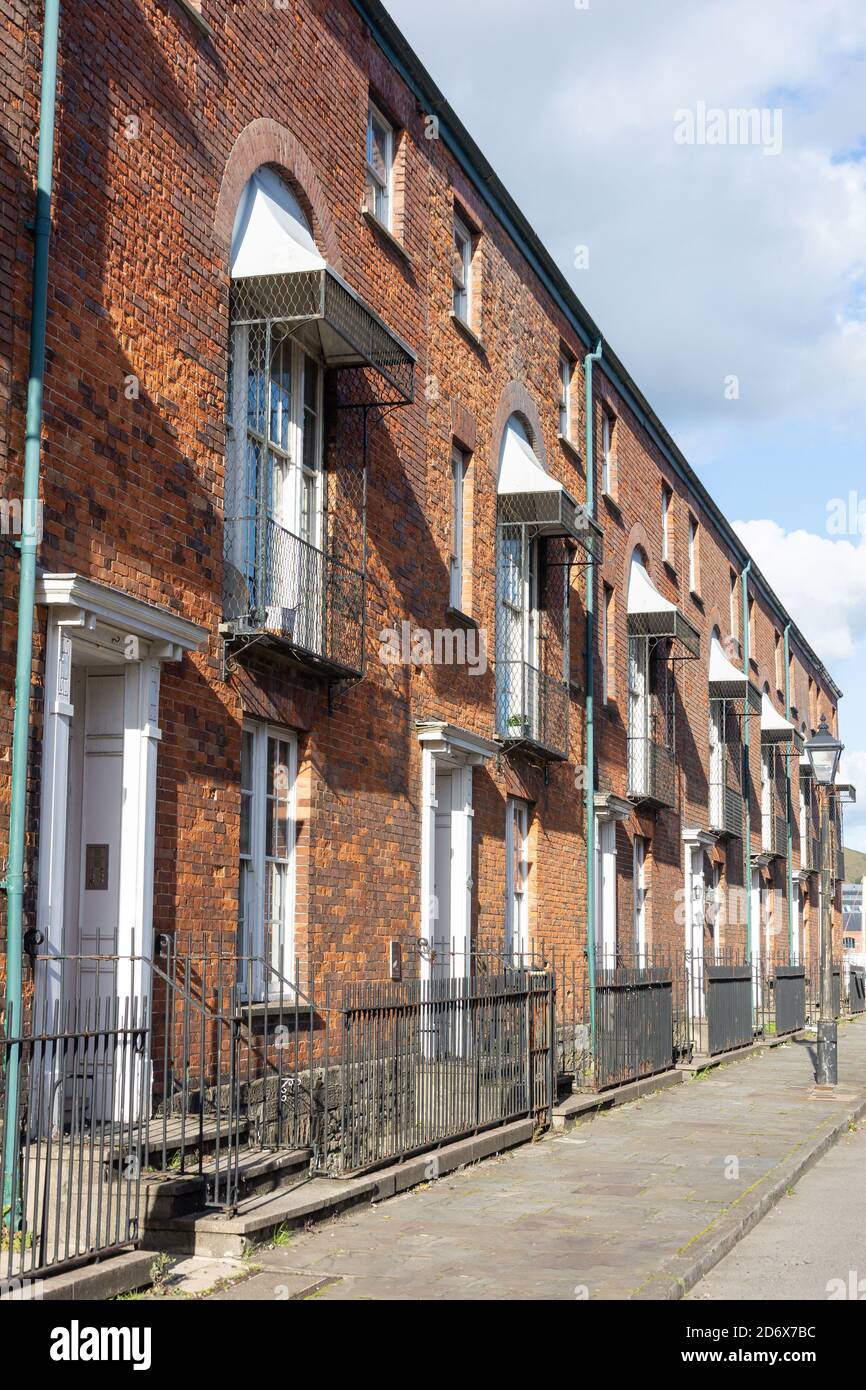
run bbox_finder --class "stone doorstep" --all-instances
[552,1069,683,1130]
[141,1145,311,1220]
[141,1118,537,1260]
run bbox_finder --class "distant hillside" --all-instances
[845,847,866,882]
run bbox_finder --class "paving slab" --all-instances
[197,1018,866,1301]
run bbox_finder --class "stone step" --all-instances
[141,1145,312,1223]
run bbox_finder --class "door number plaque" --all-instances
[85,843,109,891]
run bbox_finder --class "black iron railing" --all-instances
[495,660,569,761]
[627,733,676,808]
[223,517,364,678]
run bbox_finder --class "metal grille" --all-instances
[800,774,820,870]
[627,636,677,807]
[594,948,675,1090]
[495,529,571,760]
[229,268,414,407]
[708,700,743,837]
[704,957,753,1055]
[761,745,789,858]
[848,966,866,1015]
[223,516,364,676]
[496,489,603,562]
[325,970,555,1176]
[774,965,806,1035]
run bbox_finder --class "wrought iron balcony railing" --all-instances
[495,660,569,761]
[222,516,364,678]
[709,780,743,838]
[801,833,821,872]
[627,734,676,809]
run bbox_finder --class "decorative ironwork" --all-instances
[495,531,572,761]
[626,607,701,659]
[627,636,677,807]
[709,699,743,838]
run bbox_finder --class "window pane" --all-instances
[269,334,292,451]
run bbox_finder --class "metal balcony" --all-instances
[709,780,743,839]
[495,660,569,761]
[222,517,364,679]
[627,734,676,809]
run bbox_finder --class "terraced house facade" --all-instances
[0,0,850,1273]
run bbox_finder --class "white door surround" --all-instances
[416,720,497,981]
[593,793,631,965]
[35,574,206,1018]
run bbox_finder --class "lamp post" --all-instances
[804,714,844,1087]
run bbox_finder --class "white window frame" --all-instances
[239,721,298,1001]
[558,353,573,439]
[688,514,698,593]
[661,485,672,562]
[366,101,394,229]
[452,212,473,324]
[729,571,738,642]
[449,447,467,609]
[505,798,531,960]
[601,409,612,494]
[602,583,613,704]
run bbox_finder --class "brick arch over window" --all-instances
[622,522,655,593]
[491,382,548,476]
[214,118,343,275]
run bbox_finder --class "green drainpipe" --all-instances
[741,561,752,968]
[2,0,61,1218]
[784,623,794,963]
[584,338,603,1055]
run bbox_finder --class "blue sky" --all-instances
[384,0,866,849]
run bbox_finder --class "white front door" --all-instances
[505,798,530,959]
[64,670,125,1016]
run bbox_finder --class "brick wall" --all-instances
[0,0,842,1003]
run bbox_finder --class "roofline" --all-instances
[351,0,843,702]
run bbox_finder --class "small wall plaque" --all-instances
[85,843,109,891]
[389,940,402,982]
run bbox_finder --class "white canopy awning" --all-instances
[627,557,677,617]
[497,420,560,496]
[760,693,804,750]
[495,419,603,559]
[708,634,761,710]
[626,556,700,657]
[231,167,326,278]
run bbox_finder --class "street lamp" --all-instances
[805,714,844,1086]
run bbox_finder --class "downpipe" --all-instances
[584,339,603,1056]
[2,0,61,1217]
[740,561,753,982]
[783,622,794,964]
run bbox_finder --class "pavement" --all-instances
[177,1016,866,1302]
[688,1115,866,1300]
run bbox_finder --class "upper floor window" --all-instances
[558,353,574,440]
[774,630,784,694]
[602,583,614,704]
[601,408,615,495]
[687,513,699,594]
[449,446,467,609]
[729,570,739,643]
[239,721,298,1001]
[661,485,673,564]
[748,595,756,661]
[452,212,474,324]
[366,102,394,229]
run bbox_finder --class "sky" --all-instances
[384,0,866,850]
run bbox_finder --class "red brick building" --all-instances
[0,0,845,1061]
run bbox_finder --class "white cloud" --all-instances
[732,519,866,664]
